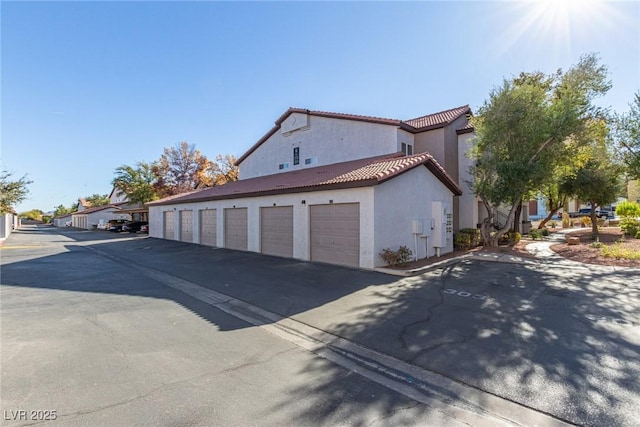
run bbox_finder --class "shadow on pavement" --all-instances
[3,225,639,426]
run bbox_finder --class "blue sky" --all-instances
[2,1,639,213]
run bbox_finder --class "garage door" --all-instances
[260,206,293,258]
[199,209,217,246]
[310,203,360,268]
[163,211,175,240]
[224,208,247,251]
[179,210,193,242]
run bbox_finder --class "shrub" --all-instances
[615,200,640,218]
[597,218,606,227]
[530,229,542,240]
[636,230,640,239]
[380,245,413,267]
[548,220,557,229]
[541,228,550,237]
[499,230,521,245]
[621,218,640,236]
[562,213,571,228]
[460,228,481,246]
[601,242,640,260]
[580,216,592,227]
[454,232,471,250]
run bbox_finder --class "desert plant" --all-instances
[562,212,571,228]
[548,220,557,229]
[580,216,592,227]
[380,245,413,267]
[541,228,550,237]
[621,218,640,236]
[530,229,542,240]
[601,242,640,260]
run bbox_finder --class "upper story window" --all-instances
[293,147,300,165]
[279,162,290,170]
[305,157,318,165]
[401,143,413,156]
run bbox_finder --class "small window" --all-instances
[401,143,413,156]
[293,147,300,165]
[305,157,317,165]
[279,163,289,170]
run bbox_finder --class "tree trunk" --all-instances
[513,200,522,232]
[480,197,521,247]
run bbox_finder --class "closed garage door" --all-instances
[224,208,247,251]
[310,203,360,268]
[199,209,217,246]
[260,206,293,258]
[163,211,175,240]
[179,210,193,242]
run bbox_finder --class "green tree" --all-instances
[560,159,622,237]
[20,209,43,220]
[469,54,611,246]
[614,92,640,179]
[84,194,110,207]
[112,162,158,204]
[0,170,32,213]
[153,141,213,196]
[54,204,74,217]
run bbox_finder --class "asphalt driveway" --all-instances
[3,225,640,426]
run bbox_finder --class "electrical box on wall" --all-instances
[412,220,423,234]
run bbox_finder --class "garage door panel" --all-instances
[199,209,217,246]
[310,203,359,268]
[163,211,175,240]
[261,206,293,258]
[179,210,193,242]
[225,208,248,251]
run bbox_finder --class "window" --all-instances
[293,147,300,165]
[305,157,317,165]
[401,143,413,156]
[279,163,289,170]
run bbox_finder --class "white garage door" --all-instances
[163,211,175,240]
[310,203,360,268]
[199,209,217,246]
[179,210,193,242]
[260,206,293,258]
[224,208,248,251]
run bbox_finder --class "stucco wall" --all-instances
[373,166,455,265]
[1,214,13,239]
[73,209,131,229]
[413,128,445,166]
[239,115,400,179]
[149,187,376,268]
[457,132,478,229]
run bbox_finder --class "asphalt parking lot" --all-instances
[3,225,640,426]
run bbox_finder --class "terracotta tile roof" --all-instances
[72,204,122,215]
[456,122,474,135]
[235,105,472,166]
[403,105,471,130]
[148,153,461,207]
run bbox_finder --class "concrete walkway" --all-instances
[378,227,640,276]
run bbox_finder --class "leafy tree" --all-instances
[561,159,622,237]
[84,193,110,207]
[209,154,239,185]
[54,204,74,217]
[469,54,611,246]
[20,209,43,220]
[112,162,158,204]
[153,141,212,196]
[0,170,32,214]
[614,92,640,179]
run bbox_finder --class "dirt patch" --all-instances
[550,227,640,268]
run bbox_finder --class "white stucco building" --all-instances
[147,105,476,269]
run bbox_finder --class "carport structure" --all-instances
[147,152,461,269]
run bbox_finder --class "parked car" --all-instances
[107,219,128,232]
[122,221,148,233]
[568,208,614,219]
